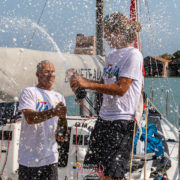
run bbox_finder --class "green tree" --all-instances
[173,50,180,58]
[160,53,173,60]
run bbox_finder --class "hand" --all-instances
[55,130,69,142]
[55,133,65,142]
[70,74,87,92]
[54,102,67,118]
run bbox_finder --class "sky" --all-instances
[0,0,180,58]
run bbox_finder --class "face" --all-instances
[36,63,55,90]
[104,28,114,48]
[104,26,120,48]
[104,26,128,49]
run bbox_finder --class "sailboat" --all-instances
[0,0,179,180]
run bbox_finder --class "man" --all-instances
[18,60,66,180]
[69,12,143,180]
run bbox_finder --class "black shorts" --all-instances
[83,117,134,178]
[18,163,58,180]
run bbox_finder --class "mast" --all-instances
[136,0,141,51]
[130,0,141,50]
[96,0,104,56]
[95,0,104,115]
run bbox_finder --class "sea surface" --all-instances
[65,77,180,126]
[144,77,180,126]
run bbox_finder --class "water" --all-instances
[66,96,80,116]
[144,77,180,126]
[66,77,180,126]
[0,17,69,98]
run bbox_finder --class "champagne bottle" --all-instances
[74,87,87,99]
[66,68,87,99]
[57,117,68,138]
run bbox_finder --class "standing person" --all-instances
[69,12,143,180]
[18,60,67,180]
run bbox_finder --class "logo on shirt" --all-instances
[36,99,60,112]
[36,99,48,112]
[103,63,119,81]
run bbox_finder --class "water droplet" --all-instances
[14,96,18,101]
[12,38,17,42]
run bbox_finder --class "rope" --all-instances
[27,0,48,48]
[128,121,137,180]
[129,1,144,178]
[144,98,149,180]
[76,99,94,117]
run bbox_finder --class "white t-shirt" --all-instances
[18,87,66,167]
[99,47,143,121]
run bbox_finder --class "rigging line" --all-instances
[148,97,171,124]
[163,143,178,179]
[27,0,48,48]
[161,80,180,127]
[144,98,149,180]
[128,121,137,180]
[84,96,97,112]
[84,96,94,107]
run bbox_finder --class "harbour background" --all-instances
[66,77,180,126]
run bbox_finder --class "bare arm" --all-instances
[85,77,132,96]
[22,103,67,125]
[83,77,104,84]
[70,75,132,96]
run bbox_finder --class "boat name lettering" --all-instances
[64,68,102,82]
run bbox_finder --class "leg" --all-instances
[18,165,41,180]
[40,163,58,180]
[101,121,134,180]
[18,164,58,180]
[18,165,30,180]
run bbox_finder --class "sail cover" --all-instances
[0,48,104,102]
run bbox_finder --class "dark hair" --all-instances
[104,12,141,43]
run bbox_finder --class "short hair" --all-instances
[36,60,52,72]
[104,12,141,43]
